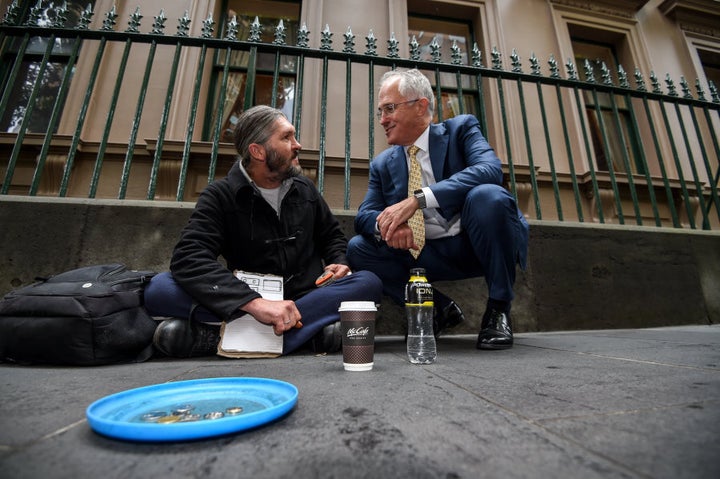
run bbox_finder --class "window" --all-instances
[697,48,720,90]
[572,37,644,175]
[207,0,300,142]
[0,1,94,133]
[408,16,471,65]
[407,0,479,122]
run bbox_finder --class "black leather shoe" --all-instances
[433,300,465,337]
[476,309,513,350]
[311,321,342,353]
[153,318,220,357]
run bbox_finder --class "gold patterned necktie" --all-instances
[407,145,425,259]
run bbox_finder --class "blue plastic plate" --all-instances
[86,377,298,442]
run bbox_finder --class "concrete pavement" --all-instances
[1,325,719,479]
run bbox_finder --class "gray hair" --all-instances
[233,105,287,167]
[380,69,435,116]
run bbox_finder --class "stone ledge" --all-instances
[1,196,717,335]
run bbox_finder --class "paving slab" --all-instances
[1,325,718,479]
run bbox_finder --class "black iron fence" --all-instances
[0,2,718,230]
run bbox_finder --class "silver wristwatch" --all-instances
[413,189,427,209]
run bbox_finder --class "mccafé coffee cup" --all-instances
[338,301,376,371]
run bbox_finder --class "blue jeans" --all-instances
[144,270,383,354]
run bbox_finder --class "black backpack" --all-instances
[0,263,157,365]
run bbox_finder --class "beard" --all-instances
[266,147,302,181]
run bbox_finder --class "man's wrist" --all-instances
[413,189,427,209]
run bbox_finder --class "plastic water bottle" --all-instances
[405,268,437,364]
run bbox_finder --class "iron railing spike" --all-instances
[665,73,678,96]
[491,46,503,70]
[365,29,378,56]
[248,16,262,42]
[25,0,43,26]
[201,15,215,38]
[708,80,719,103]
[408,34,419,61]
[343,26,355,54]
[680,76,693,99]
[126,6,142,34]
[510,48,522,73]
[650,71,662,93]
[1,0,21,26]
[297,22,310,48]
[451,39,462,65]
[176,10,191,37]
[471,43,483,68]
[320,24,333,50]
[695,79,707,102]
[387,32,400,58]
[548,54,560,78]
[224,15,238,41]
[530,52,541,76]
[101,4,117,31]
[430,37,441,63]
[150,9,167,35]
[76,3,94,30]
[273,19,286,45]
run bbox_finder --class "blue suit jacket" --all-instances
[355,114,506,236]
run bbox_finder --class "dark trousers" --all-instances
[348,184,528,305]
[144,270,383,354]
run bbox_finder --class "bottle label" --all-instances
[405,280,434,306]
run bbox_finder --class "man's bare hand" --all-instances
[241,298,303,335]
[377,197,419,240]
[322,263,352,279]
[382,222,420,251]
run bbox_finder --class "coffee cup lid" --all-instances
[338,301,377,312]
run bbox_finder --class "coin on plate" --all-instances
[178,414,201,422]
[156,414,181,424]
[141,411,167,422]
[172,405,195,415]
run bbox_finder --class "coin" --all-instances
[178,414,201,422]
[225,406,244,415]
[204,411,224,420]
[140,411,167,422]
[172,405,195,415]
[156,414,181,424]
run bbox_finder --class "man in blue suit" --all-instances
[347,69,529,349]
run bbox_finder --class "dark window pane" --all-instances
[0,1,93,133]
[1,61,69,133]
[207,0,300,141]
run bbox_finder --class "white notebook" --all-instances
[217,271,284,358]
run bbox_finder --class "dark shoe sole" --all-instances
[477,341,513,350]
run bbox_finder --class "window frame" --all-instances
[571,37,645,175]
[407,5,480,122]
[0,0,94,134]
[204,0,301,142]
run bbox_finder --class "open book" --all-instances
[216,271,284,358]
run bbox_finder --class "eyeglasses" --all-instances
[376,99,420,119]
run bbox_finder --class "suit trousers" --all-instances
[348,184,528,306]
[144,270,383,354]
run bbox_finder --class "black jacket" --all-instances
[170,161,348,321]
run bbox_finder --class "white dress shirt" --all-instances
[406,127,462,239]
